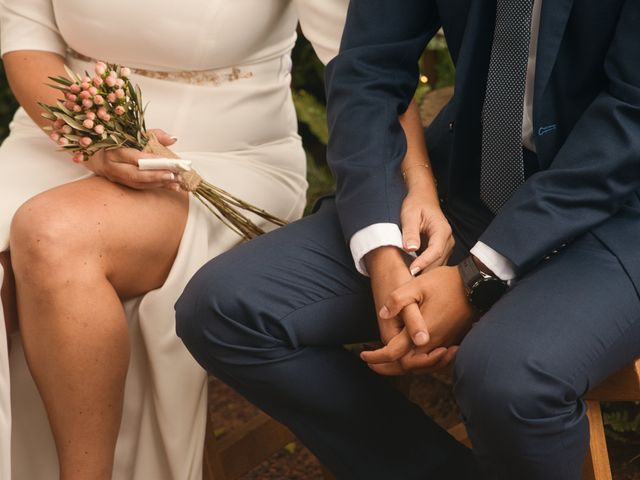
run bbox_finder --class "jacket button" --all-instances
[449,122,455,131]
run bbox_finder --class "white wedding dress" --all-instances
[0,1,347,478]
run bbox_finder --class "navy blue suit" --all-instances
[176,1,640,479]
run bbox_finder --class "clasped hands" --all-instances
[362,190,479,376]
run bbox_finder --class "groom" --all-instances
[176,0,640,479]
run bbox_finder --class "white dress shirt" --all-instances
[351,0,543,279]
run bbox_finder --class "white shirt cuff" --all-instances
[470,241,517,282]
[350,223,405,276]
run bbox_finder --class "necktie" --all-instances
[480,0,535,213]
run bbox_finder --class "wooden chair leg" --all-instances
[584,400,612,480]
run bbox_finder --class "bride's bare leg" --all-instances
[0,251,18,340]
[10,177,188,480]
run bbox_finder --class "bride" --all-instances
[0,0,347,478]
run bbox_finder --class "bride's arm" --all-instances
[3,51,68,129]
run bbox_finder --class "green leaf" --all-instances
[53,112,90,132]
[63,64,80,83]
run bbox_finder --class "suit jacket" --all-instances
[325,0,640,291]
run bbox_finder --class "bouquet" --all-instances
[40,62,287,240]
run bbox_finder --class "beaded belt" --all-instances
[67,48,253,86]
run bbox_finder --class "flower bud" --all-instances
[66,93,77,102]
[61,125,73,135]
[116,78,125,87]
[79,137,93,147]
[83,119,95,129]
[82,76,91,83]
[120,67,131,78]
[86,111,97,121]
[105,76,117,87]
[81,81,91,90]
[64,101,76,110]
[102,114,111,122]
[114,106,126,116]
[93,76,104,87]
[50,132,60,142]
[106,92,117,103]
[69,84,81,94]
[88,86,98,96]
[72,152,84,163]
[58,137,69,146]
[115,88,125,99]
[79,90,91,100]
[95,62,107,76]
[93,95,105,105]
[82,99,93,109]
[53,119,65,129]
[109,70,118,78]
[94,124,105,135]
[73,105,82,113]
[97,107,108,118]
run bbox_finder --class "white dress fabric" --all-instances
[0,1,347,478]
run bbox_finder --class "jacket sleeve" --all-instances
[325,0,440,242]
[479,0,640,273]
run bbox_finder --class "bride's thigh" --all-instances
[9,176,189,299]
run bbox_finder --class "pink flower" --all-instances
[94,124,105,135]
[71,151,84,163]
[93,95,105,105]
[79,137,93,148]
[49,132,60,142]
[58,137,69,146]
[53,119,65,129]
[83,119,94,129]
[115,88,125,99]
[120,67,131,78]
[88,86,98,96]
[114,106,126,115]
[79,90,91,100]
[95,62,107,76]
[97,107,108,119]
[82,76,91,83]
[116,78,125,87]
[73,105,82,113]
[105,76,117,87]
[93,76,104,87]
[65,93,77,102]
[109,70,118,78]
[106,92,117,103]
[82,99,93,109]
[69,84,81,94]
[64,101,76,110]
[61,125,73,135]
[86,111,96,121]
[81,81,91,90]
[102,114,111,122]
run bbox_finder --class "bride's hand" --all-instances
[84,129,182,191]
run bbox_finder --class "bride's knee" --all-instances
[9,196,90,276]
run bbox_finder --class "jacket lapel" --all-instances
[534,0,574,101]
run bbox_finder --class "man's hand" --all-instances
[361,265,479,375]
[365,247,454,375]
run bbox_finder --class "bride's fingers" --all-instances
[148,128,177,146]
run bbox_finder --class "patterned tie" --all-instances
[480,0,535,213]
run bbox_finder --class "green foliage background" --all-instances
[0,32,637,443]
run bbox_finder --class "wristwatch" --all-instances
[458,256,508,312]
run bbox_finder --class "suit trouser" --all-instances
[175,199,640,480]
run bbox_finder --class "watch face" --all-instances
[469,277,508,311]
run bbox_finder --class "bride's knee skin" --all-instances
[10,196,102,290]
[0,250,18,337]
